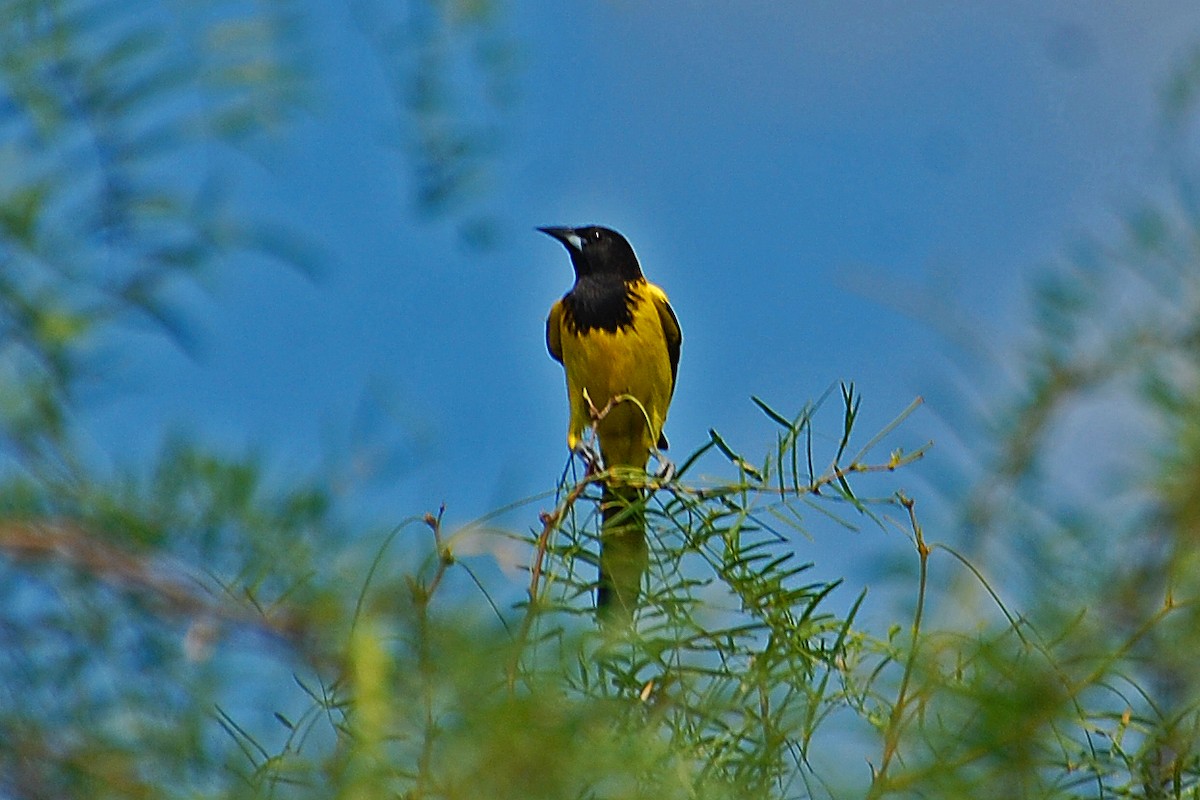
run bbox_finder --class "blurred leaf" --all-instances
[0,182,48,247]
[352,0,513,248]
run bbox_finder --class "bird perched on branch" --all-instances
[541,225,682,621]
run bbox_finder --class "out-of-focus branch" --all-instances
[0,519,309,650]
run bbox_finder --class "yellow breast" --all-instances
[556,284,674,468]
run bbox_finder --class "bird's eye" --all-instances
[590,229,603,241]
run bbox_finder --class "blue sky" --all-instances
[90,3,1200,594]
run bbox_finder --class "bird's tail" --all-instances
[597,481,648,623]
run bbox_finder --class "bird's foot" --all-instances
[575,441,604,475]
[652,454,676,485]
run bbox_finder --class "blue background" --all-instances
[90,3,1200,596]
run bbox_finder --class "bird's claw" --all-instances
[654,455,676,484]
[575,441,604,475]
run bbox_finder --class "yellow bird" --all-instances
[541,225,682,619]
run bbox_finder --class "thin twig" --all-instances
[868,493,929,797]
[507,469,600,691]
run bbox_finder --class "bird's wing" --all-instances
[546,299,565,365]
[650,286,682,395]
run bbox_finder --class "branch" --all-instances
[0,519,309,650]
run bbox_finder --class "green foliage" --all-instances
[160,386,925,800]
[889,44,1200,800]
[0,0,311,474]
[4,1,1200,798]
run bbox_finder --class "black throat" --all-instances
[563,274,639,334]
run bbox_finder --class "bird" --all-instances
[541,225,682,621]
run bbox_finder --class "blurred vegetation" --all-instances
[351,0,514,248]
[3,1,1200,798]
[892,41,1200,800]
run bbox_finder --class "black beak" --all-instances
[537,226,583,253]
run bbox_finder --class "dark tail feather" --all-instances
[597,482,648,623]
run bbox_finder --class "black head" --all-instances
[538,225,644,282]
